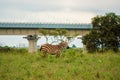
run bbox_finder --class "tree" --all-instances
[39,29,50,43]
[82,12,120,52]
[39,28,68,44]
[54,28,68,41]
[82,30,100,52]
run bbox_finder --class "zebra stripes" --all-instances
[40,41,68,57]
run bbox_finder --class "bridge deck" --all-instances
[0,22,92,29]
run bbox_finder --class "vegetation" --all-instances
[39,28,68,43]
[82,13,120,53]
[1,12,120,80]
[39,28,76,44]
[0,48,120,80]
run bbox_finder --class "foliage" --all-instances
[82,30,100,52]
[82,12,120,52]
[39,28,68,43]
[0,49,120,80]
[39,29,50,43]
[0,46,28,53]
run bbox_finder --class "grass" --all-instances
[0,48,120,80]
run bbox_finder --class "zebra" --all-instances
[40,41,69,57]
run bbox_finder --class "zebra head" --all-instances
[59,41,69,49]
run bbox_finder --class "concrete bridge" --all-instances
[0,22,92,53]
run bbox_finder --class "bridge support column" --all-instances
[24,35,40,53]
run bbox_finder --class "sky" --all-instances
[0,0,120,47]
[0,0,120,23]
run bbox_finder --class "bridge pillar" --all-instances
[24,35,40,53]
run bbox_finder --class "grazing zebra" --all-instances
[40,41,68,57]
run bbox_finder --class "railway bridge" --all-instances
[0,22,92,53]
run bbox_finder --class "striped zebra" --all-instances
[40,41,68,57]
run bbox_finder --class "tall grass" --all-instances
[0,48,120,80]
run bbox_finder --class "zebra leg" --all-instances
[56,52,61,57]
[42,51,47,57]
